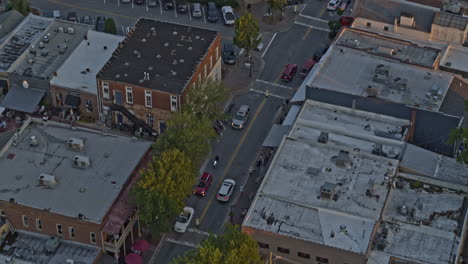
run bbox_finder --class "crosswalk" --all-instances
[284,3,307,13]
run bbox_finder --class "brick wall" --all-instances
[50,85,99,120]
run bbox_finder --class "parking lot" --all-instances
[300,0,353,21]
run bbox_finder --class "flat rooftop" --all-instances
[0,14,52,72]
[291,100,408,158]
[0,10,25,43]
[243,138,398,254]
[372,177,465,264]
[98,18,218,95]
[9,20,93,80]
[309,45,453,111]
[0,121,152,223]
[433,11,468,30]
[0,231,100,264]
[50,31,124,95]
[440,45,468,75]
[337,29,440,68]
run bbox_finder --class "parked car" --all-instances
[207,2,219,22]
[176,0,188,13]
[191,3,202,17]
[134,0,145,5]
[148,0,158,7]
[327,0,341,11]
[223,43,236,65]
[174,207,194,233]
[163,0,174,9]
[300,60,316,78]
[313,46,328,61]
[221,6,235,25]
[217,179,236,202]
[67,12,78,22]
[231,105,250,129]
[340,16,354,27]
[281,64,298,82]
[81,15,93,25]
[95,16,106,32]
[194,172,213,196]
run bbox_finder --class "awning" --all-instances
[65,94,81,108]
[262,124,292,147]
[0,87,45,113]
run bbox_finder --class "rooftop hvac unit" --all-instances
[67,138,84,152]
[320,182,336,199]
[336,150,350,167]
[68,27,75,34]
[39,174,57,188]
[73,155,90,169]
[66,260,74,264]
[318,132,329,144]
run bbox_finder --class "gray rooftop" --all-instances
[50,31,124,95]
[0,230,100,264]
[0,10,25,43]
[0,121,152,223]
[433,11,468,30]
[309,44,453,111]
[337,29,440,69]
[9,20,93,80]
[0,14,52,72]
[440,45,468,74]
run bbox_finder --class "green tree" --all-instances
[154,112,216,164]
[184,79,230,120]
[172,225,263,264]
[104,18,117,34]
[268,0,287,20]
[448,127,468,163]
[7,0,30,15]
[233,13,261,57]
[132,149,196,236]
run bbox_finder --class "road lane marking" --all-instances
[198,98,267,223]
[250,89,287,99]
[261,32,276,58]
[302,27,313,40]
[294,21,330,32]
[299,13,328,23]
[166,238,198,248]
[273,69,283,84]
[187,228,210,236]
[256,79,292,90]
[319,6,326,17]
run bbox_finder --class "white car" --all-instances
[217,179,236,202]
[174,207,194,233]
[327,0,341,10]
[221,6,235,25]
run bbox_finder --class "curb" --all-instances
[148,233,167,264]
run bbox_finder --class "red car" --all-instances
[194,172,213,196]
[281,64,298,82]
[340,16,354,27]
[300,60,316,78]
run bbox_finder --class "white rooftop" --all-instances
[0,120,152,223]
[50,30,124,95]
[309,45,453,111]
[440,44,468,75]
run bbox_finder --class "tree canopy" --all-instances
[104,18,117,34]
[448,127,468,163]
[184,79,230,120]
[7,0,30,15]
[171,225,263,264]
[268,0,287,17]
[234,13,261,55]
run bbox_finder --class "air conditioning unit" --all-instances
[39,174,56,188]
[73,155,90,169]
[66,259,74,264]
[67,138,84,152]
[68,27,75,34]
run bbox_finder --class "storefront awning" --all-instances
[262,125,292,147]
[0,87,45,113]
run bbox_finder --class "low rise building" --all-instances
[0,10,25,44]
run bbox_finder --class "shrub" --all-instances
[328,30,337,40]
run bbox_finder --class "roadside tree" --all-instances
[184,79,230,121]
[233,13,261,57]
[268,0,287,20]
[7,0,30,15]
[104,18,117,34]
[448,127,468,163]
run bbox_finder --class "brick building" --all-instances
[97,18,221,134]
[0,118,152,261]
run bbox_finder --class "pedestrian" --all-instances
[195,218,200,229]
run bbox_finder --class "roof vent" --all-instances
[179,59,184,63]
[171,71,177,76]
[306,167,320,176]
[43,35,49,43]
[156,54,161,59]
[30,46,36,55]
[40,50,48,57]
[29,136,39,147]
[188,46,192,51]
[320,182,336,199]
[148,66,153,70]
[67,138,84,152]
[38,42,45,49]
[124,62,130,66]
[340,225,347,232]
[318,132,328,144]
[335,150,350,167]
[400,205,408,215]
[28,58,35,64]
[39,174,57,188]
[164,42,169,47]
[195,35,200,40]
[115,74,120,78]
[58,44,67,54]
[73,155,90,169]
[141,38,147,43]
[172,31,178,35]
[68,27,75,34]
[172,60,177,65]
[58,27,64,32]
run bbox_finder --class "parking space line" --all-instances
[188,6,192,21]
[261,32,276,58]
[256,79,292,90]
[198,98,267,223]
[166,238,198,248]
[159,0,163,15]
[132,0,134,8]
[294,21,330,32]
[187,228,210,236]
[299,13,328,23]
[146,2,149,12]
[202,7,207,24]
[302,27,313,40]
[174,2,178,18]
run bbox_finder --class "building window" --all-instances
[36,219,42,231]
[145,90,152,108]
[159,121,166,133]
[69,227,75,239]
[146,113,154,127]
[298,252,310,259]
[170,96,178,112]
[90,232,97,244]
[204,64,207,78]
[85,99,93,112]
[277,247,290,254]
[258,242,269,249]
[316,256,329,263]
[366,22,371,27]
[0,210,5,216]
[102,82,109,99]
[215,47,219,60]
[126,87,133,104]
[22,215,28,227]
[384,26,389,31]
[57,224,63,236]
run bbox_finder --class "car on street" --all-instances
[174,207,194,233]
[207,2,219,22]
[163,0,174,9]
[281,64,298,81]
[313,46,328,61]
[176,0,188,13]
[148,0,158,7]
[194,172,213,196]
[134,0,145,5]
[81,15,93,25]
[231,105,250,129]
[67,12,78,22]
[191,3,202,17]
[223,43,236,65]
[340,16,354,27]
[327,0,341,11]
[221,6,235,25]
[300,59,316,78]
[217,179,236,202]
[95,16,106,32]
